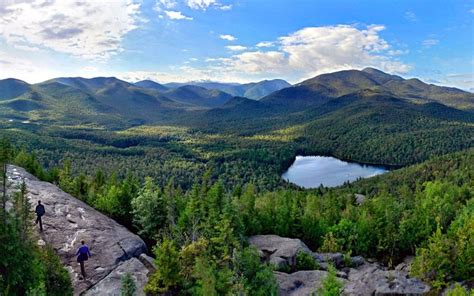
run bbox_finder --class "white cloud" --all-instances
[0,50,61,83]
[186,0,217,10]
[159,0,178,9]
[218,4,232,11]
[256,41,274,47]
[164,10,193,20]
[226,51,287,73]
[0,0,141,60]
[387,49,409,56]
[219,25,411,81]
[120,66,246,83]
[470,8,474,14]
[422,39,439,47]
[13,44,41,52]
[278,25,409,75]
[220,34,237,41]
[226,45,247,51]
[404,11,418,22]
[434,73,474,91]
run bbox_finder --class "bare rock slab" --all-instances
[83,257,148,296]
[7,165,151,295]
[274,270,347,296]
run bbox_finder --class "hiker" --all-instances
[76,240,91,279]
[35,200,45,232]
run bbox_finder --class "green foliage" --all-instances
[233,247,278,295]
[41,247,73,296]
[132,177,167,239]
[3,129,473,293]
[145,238,182,294]
[121,272,137,296]
[317,265,343,296]
[0,156,71,296]
[296,251,319,271]
[445,283,473,296]
[411,201,474,290]
[320,232,341,253]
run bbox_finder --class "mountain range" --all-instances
[159,79,291,100]
[0,68,473,129]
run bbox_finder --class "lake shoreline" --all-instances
[282,155,390,188]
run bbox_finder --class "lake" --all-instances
[282,156,388,188]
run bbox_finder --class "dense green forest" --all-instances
[0,139,72,295]
[1,68,473,295]
[9,136,474,294]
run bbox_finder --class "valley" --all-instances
[1,68,473,295]
[1,1,473,295]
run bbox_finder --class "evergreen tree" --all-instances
[121,272,137,296]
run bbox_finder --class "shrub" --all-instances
[296,251,319,271]
[121,272,137,296]
[317,265,343,296]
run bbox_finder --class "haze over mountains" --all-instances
[0,68,473,129]
[160,79,292,100]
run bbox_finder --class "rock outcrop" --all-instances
[344,262,430,296]
[248,235,312,269]
[8,165,154,295]
[274,270,347,296]
[249,235,430,296]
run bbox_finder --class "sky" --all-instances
[0,0,473,90]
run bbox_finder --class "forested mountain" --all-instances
[263,68,474,110]
[0,77,187,127]
[134,80,169,92]
[163,79,291,99]
[163,85,233,108]
[0,78,31,100]
[1,67,473,295]
[0,68,473,172]
[0,68,472,129]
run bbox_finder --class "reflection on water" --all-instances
[282,156,388,188]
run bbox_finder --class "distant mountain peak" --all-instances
[134,80,168,92]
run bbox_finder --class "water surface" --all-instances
[282,156,387,188]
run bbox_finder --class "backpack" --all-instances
[36,205,45,216]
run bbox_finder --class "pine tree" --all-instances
[0,137,11,215]
[145,238,182,294]
[121,272,137,296]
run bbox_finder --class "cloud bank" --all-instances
[0,0,141,60]
[212,24,411,82]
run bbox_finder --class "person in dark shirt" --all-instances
[35,201,45,232]
[76,240,91,280]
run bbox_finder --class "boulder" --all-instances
[344,262,430,295]
[249,235,312,269]
[354,193,366,205]
[83,258,149,296]
[374,275,431,295]
[274,270,347,296]
[317,253,345,268]
[395,256,414,273]
[350,256,366,268]
[7,165,152,295]
[250,234,430,296]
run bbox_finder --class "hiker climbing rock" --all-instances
[35,200,45,232]
[76,240,91,280]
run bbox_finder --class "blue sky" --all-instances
[0,0,472,90]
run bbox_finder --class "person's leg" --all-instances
[35,215,39,224]
[80,261,86,279]
[38,216,43,232]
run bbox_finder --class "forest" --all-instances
[3,133,473,294]
[1,69,473,295]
